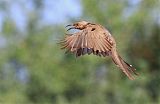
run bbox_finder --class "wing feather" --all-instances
[92,32,104,52]
[87,31,94,49]
[89,28,113,55]
[95,32,111,52]
[71,33,81,52]
[60,25,114,57]
[61,35,74,49]
[60,22,138,80]
[91,32,101,52]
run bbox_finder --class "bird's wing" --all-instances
[60,23,138,80]
[60,24,114,57]
[60,33,81,52]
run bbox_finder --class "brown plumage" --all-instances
[59,21,138,80]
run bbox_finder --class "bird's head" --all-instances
[73,21,89,29]
[66,21,90,31]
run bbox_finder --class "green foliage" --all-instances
[0,0,160,104]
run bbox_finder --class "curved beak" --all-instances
[67,27,76,31]
[65,24,76,31]
[65,24,72,28]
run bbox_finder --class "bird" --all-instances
[59,21,138,80]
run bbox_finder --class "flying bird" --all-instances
[59,21,138,80]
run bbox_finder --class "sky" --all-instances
[42,0,82,24]
[0,0,82,48]
[0,0,144,32]
[0,0,82,31]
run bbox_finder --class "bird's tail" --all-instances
[111,50,138,80]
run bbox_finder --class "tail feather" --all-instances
[118,56,138,76]
[111,50,138,80]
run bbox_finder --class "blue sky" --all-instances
[0,0,82,48]
[42,0,82,24]
[0,0,144,31]
[0,0,82,31]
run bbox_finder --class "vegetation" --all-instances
[0,0,160,103]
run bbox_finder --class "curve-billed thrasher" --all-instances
[60,21,138,80]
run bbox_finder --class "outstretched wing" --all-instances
[60,23,138,80]
[60,24,114,57]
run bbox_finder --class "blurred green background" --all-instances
[0,0,160,104]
